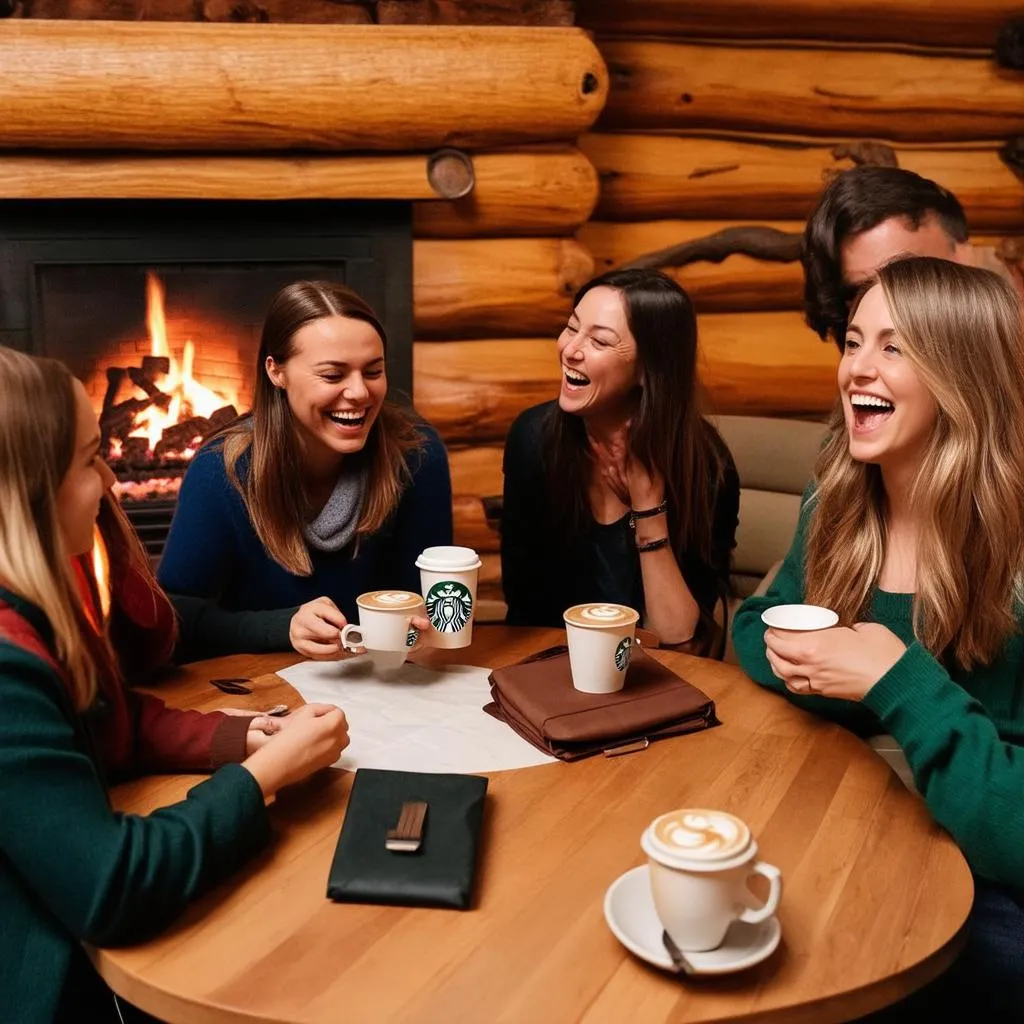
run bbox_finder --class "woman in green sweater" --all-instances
[733,256,1024,1018]
[0,347,351,1023]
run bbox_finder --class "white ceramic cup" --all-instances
[340,590,425,673]
[415,546,482,649]
[642,808,783,952]
[563,603,640,694]
[760,604,838,632]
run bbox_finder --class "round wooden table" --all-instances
[93,626,972,1024]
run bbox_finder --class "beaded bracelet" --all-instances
[636,536,670,553]
[628,500,668,530]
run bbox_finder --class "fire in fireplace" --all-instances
[100,271,241,503]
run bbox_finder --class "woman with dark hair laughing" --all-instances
[500,268,738,651]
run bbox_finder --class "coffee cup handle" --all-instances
[340,624,364,654]
[738,861,782,924]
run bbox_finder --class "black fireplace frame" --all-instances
[0,198,414,398]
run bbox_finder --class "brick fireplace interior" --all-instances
[0,199,413,559]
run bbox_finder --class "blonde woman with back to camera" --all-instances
[732,256,1024,1019]
[0,347,350,1024]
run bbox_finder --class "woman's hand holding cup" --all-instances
[289,596,348,660]
[242,703,350,798]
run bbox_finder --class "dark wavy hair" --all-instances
[802,166,968,350]
[543,268,724,566]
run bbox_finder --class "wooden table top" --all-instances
[93,626,972,1024]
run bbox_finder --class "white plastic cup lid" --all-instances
[415,545,482,572]
[760,604,838,631]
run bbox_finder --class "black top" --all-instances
[500,402,740,648]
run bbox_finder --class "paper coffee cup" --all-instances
[642,808,782,952]
[340,590,425,673]
[415,546,482,649]
[760,604,838,632]
[563,603,639,694]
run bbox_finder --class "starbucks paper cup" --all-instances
[415,546,482,649]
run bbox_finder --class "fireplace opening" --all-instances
[1,199,413,559]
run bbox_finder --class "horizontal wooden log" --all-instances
[449,445,506,501]
[576,0,1019,49]
[413,238,594,338]
[417,315,838,445]
[412,148,599,237]
[452,494,500,553]
[578,219,805,311]
[580,134,1024,231]
[0,23,607,150]
[0,152,454,200]
[598,40,1024,142]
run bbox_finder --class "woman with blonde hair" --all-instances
[733,255,1024,1016]
[0,347,350,1022]
[159,280,451,661]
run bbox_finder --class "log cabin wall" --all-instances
[0,2,605,616]
[570,1,1024,429]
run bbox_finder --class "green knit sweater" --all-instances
[0,593,272,1024]
[733,500,1024,888]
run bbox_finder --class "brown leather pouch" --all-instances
[484,645,718,761]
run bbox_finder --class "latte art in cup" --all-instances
[651,809,751,863]
[564,603,639,629]
[358,590,424,611]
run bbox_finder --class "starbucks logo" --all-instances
[614,637,632,672]
[406,628,419,648]
[425,580,473,633]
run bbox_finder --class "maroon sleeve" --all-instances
[128,691,251,773]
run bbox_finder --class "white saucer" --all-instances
[603,865,782,976]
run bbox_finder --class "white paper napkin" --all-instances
[276,655,557,774]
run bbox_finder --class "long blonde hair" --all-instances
[0,348,105,707]
[221,281,423,576]
[805,256,1024,669]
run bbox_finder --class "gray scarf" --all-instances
[303,466,368,552]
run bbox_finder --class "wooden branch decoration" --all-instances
[619,226,803,272]
[426,148,475,200]
[830,141,898,168]
[996,17,1024,70]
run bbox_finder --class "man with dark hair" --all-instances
[802,165,1020,350]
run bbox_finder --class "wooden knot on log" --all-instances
[426,148,475,200]
[620,225,803,272]
[996,18,1024,71]
[1000,137,1024,183]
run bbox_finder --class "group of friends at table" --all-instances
[1,164,1023,1023]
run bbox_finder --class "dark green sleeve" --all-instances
[864,643,1024,886]
[0,649,271,947]
[731,500,880,736]
[169,594,298,663]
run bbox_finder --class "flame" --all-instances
[91,525,111,623]
[126,272,238,454]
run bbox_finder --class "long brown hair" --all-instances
[0,348,161,709]
[221,281,424,576]
[805,256,1024,669]
[544,268,725,566]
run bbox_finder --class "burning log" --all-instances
[127,365,172,407]
[153,416,209,459]
[101,397,155,441]
[121,437,152,464]
[102,367,128,412]
[205,405,239,433]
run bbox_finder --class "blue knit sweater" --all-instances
[158,425,453,660]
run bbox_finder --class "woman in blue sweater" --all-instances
[159,281,453,662]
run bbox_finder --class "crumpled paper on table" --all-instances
[276,655,557,774]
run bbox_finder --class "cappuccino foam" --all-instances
[651,809,751,863]
[358,590,424,611]
[564,603,639,629]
